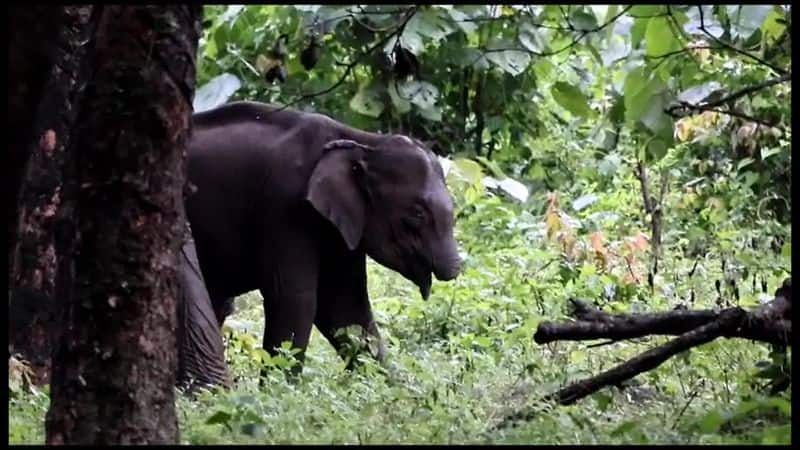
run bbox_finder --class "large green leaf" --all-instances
[451,158,485,184]
[417,104,443,122]
[485,46,531,76]
[552,82,593,118]
[677,81,722,105]
[645,17,679,56]
[519,22,545,53]
[732,5,774,39]
[408,9,456,43]
[761,8,787,44]
[630,18,649,49]
[388,82,411,114]
[446,7,477,34]
[350,84,384,118]
[570,9,598,31]
[623,67,648,118]
[629,5,666,16]
[645,137,668,162]
[398,81,440,110]
[608,94,626,124]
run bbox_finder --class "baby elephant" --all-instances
[186,101,461,374]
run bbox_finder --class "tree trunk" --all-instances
[45,5,202,445]
[8,6,68,266]
[9,5,95,384]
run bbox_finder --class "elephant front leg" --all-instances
[315,252,387,369]
[260,285,317,379]
[259,235,319,380]
[317,317,386,370]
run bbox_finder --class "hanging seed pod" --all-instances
[393,46,418,79]
[264,64,287,84]
[300,35,321,71]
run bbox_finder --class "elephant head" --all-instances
[307,135,461,299]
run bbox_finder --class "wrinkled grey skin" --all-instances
[176,222,230,391]
[185,101,461,373]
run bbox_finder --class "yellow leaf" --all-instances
[674,119,693,142]
[545,212,561,241]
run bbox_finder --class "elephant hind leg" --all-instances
[177,233,231,392]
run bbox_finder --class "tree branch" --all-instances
[665,72,791,130]
[535,284,792,346]
[497,280,791,428]
[468,6,632,65]
[269,7,418,114]
[698,6,788,75]
[645,45,720,60]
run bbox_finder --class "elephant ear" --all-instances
[307,140,372,251]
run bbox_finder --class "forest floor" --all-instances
[9,211,791,444]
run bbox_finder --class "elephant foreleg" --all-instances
[317,319,386,369]
[315,252,386,369]
[259,233,319,379]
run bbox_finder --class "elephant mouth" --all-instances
[416,271,432,300]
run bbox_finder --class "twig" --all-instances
[635,160,653,214]
[671,383,703,429]
[645,45,720,60]
[698,6,788,75]
[667,72,791,115]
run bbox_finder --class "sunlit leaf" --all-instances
[552,82,593,118]
[572,194,598,211]
[398,81,440,110]
[350,84,384,118]
[485,48,531,76]
[761,8,787,44]
[645,17,679,57]
[519,22,545,53]
[677,81,722,104]
[451,158,485,184]
[735,5,774,39]
[193,73,242,112]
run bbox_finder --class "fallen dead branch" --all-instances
[497,278,791,429]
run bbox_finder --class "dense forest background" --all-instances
[10,4,791,444]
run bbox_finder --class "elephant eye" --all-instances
[404,205,426,228]
[412,205,426,222]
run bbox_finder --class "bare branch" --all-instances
[665,72,791,130]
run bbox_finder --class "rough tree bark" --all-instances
[8,6,68,265]
[9,5,96,385]
[45,5,202,445]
